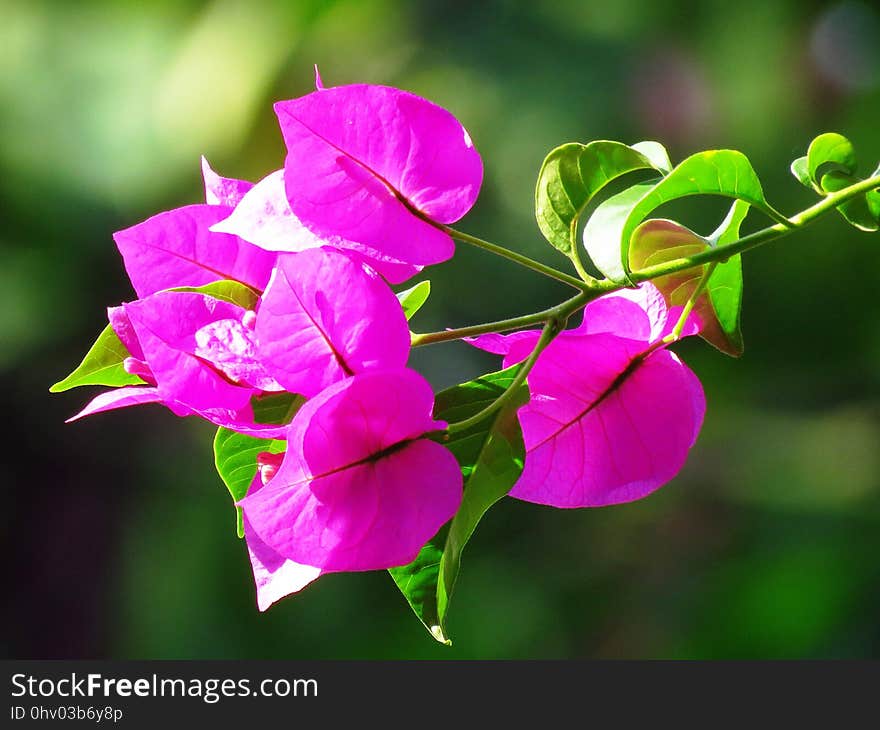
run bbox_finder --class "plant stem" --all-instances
[622,173,880,288]
[443,225,592,291]
[412,290,592,347]
[569,247,596,284]
[433,172,879,433]
[446,320,559,434]
[664,263,715,343]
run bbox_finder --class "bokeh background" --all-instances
[3,0,880,659]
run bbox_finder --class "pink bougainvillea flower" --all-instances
[254,247,410,398]
[114,204,276,298]
[243,453,322,611]
[69,291,287,437]
[201,156,254,207]
[470,284,705,508]
[210,169,421,283]
[241,369,463,572]
[274,84,483,270]
[114,160,274,297]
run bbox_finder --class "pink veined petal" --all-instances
[255,248,410,398]
[107,305,144,360]
[114,204,276,298]
[201,156,254,207]
[276,84,482,267]
[194,317,283,392]
[510,333,705,508]
[210,170,422,284]
[466,330,540,360]
[123,291,257,414]
[243,472,322,611]
[66,386,163,422]
[276,84,482,222]
[241,370,461,572]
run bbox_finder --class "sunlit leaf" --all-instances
[585,150,783,283]
[50,324,146,393]
[213,392,301,537]
[170,279,260,309]
[794,133,880,232]
[535,140,668,255]
[629,200,749,355]
[807,132,857,186]
[396,280,431,321]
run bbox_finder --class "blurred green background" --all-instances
[3,0,880,659]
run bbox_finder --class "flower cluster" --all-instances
[59,76,705,612]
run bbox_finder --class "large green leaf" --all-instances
[396,280,431,321]
[585,150,783,283]
[213,392,301,537]
[390,366,527,644]
[50,324,147,392]
[628,200,749,356]
[535,140,669,256]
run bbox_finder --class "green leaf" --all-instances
[807,132,858,186]
[213,392,301,537]
[389,366,527,644]
[628,200,749,356]
[387,530,447,643]
[585,150,782,283]
[50,279,260,394]
[790,156,811,188]
[794,133,880,232]
[50,323,147,392]
[251,391,305,425]
[170,279,260,309]
[535,140,668,256]
[214,428,285,538]
[396,280,431,321]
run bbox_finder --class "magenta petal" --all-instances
[201,156,254,207]
[241,370,462,572]
[467,331,541,365]
[276,84,482,266]
[67,386,163,422]
[107,305,144,360]
[243,472,322,611]
[209,170,322,252]
[114,204,276,297]
[123,291,256,414]
[194,317,282,391]
[511,334,706,507]
[277,85,482,222]
[210,170,421,284]
[255,248,410,397]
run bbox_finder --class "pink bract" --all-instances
[69,291,288,438]
[470,284,706,508]
[113,204,276,298]
[240,369,463,572]
[201,156,254,207]
[275,84,483,269]
[244,454,322,611]
[255,248,410,398]
[209,170,421,284]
